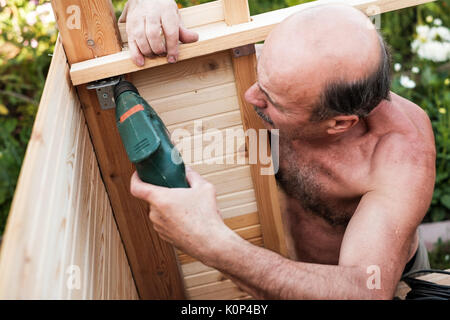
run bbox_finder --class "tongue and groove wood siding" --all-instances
[131,49,266,300]
[0,38,138,299]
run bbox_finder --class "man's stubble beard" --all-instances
[274,133,350,227]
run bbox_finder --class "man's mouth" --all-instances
[253,106,274,126]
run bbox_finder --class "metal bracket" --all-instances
[232,44,256,58]
[86,76,123,110]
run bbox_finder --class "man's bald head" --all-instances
[257,4,391,122]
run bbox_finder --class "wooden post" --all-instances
[51,0,185,299]
[222,0,287,256]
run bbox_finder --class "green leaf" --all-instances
[441,194,450,210]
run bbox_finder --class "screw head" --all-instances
[87,39,95,46]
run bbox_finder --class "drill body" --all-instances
[114,81,189,188]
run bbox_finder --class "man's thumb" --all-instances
[118,2,129,23]
[179,26,199,43]
[130,171,167,203]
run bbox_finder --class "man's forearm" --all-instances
[203,231,390,299]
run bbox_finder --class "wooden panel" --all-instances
[69,0,436,85]
[167,110,243,136]
[51,0,185,299]
[187,279,248,300]
[190,151,248,175]
[217,189,256,211]
[224,0,287,256]
[0,38,138,299]
[133,51,235,101]
[223,0,250,25]
[204,166,254,196]
[51,0,122,65]
[221,201,258,219]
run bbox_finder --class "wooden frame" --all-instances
[0,37,138,299]
[0,0,443,300]
[69,0,436,86]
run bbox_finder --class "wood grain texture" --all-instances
[69,0,436,85]
[51,0,185,299]
[0,38,138,300]
[224,0,288,256]
[51,0,122,65]
[223,0,250,25]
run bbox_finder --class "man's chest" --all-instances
[276,141,372,223]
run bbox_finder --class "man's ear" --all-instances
[326,115,359,135]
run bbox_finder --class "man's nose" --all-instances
[244,83,266,108]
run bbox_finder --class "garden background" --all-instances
[0,0,449,268]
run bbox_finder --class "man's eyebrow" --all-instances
[257,82,284,110]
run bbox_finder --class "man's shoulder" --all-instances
[368,94,436,187]
[371,93,435,165]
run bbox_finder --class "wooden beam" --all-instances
[51,0,185,299]
[69,0,436,85]
[223,0,287,256]
[222,0,250,25]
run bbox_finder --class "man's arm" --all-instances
[130,135,435,299]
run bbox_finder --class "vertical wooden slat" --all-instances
[222,0,250,25]
[222,0,287,256]
[51,0,185,299]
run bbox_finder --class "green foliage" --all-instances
[381,2,450,222]
[0,0,56,235]
[0,0,449,238]
[428,238,450,270]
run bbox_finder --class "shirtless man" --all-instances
[122,1,436,299]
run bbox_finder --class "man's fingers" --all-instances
[129,39,145,67]
[161,11,180,63]
[146,18,166,55]
[130,171,168,204]
[179,26,199,44]
[135,34,153,57]
[185,166,207,188]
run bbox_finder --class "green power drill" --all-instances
[113,80,189,188]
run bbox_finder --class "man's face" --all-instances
[244,58,324,142]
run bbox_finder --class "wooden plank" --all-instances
[217,189,256,211]
[69,0,436,85]
[149,81,238,115]
[133,51,235,101]
[51,0,185,299]
[175,124,246,165]
[0,38,137,299]
[223,0,250,25]
[224,0,287,256]
[190,151,248,175]
[221,201,258,219]
[51,0,122,65]
[118,0,225,43]
[167,110,243,136]
[203,166,254,196]
[187,279,248,300]
[182,261,215,277]
[184,269,226,288]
